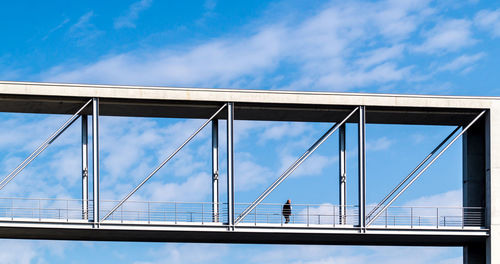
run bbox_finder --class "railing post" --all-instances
[148,202,150,224]
[254,207,257,225]
[385,208,387,227]
[281,206,283,226]
[436,208,439,228]
[307,205,310,226]
[462,207,465,228]
[410,207,413,228]
[333,205,336,227]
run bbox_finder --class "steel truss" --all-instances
[0,99,487,234]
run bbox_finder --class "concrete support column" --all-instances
[486,105,500,264]
[463,113,487,264]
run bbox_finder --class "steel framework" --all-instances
[0,81,494,263]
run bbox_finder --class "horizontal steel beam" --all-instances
[0,221,487,246]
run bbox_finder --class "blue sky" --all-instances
[0,0,499,263]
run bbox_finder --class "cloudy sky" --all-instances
[0,0,499,263]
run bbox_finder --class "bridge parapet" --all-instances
[0,197,485,230]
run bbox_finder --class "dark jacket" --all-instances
[282,202,292,216]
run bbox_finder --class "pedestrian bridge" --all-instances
[0,81,495,263]
[0,197,488,247]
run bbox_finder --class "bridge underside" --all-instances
[0,221,487,246]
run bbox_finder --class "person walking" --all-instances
[282,199,292,224]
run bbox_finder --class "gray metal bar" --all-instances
[101,103,227,221]
[82,115,89,220]
[366,110,486,227]
[212,119,219,222]
[235,107,359,225]
[339,124,346,224]
[358,106,366,229]
[0,99,92,191]
[92,98,99,224]
[366,126,461,219]
[227,103,235,227]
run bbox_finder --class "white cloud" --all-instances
[404,189,461,207]
[475,8,500,37]
[356,45,406,69]
[134,244,229,264]
[437,52,485,73]
[114,0,153,29]
[131,242,461,264]
[367,136,394,151]
[144,172,211,202]
[68,11,103,45]
[42,18,70,41]
[414,19,475,54]
[0,240,71,264]
[257,122,310,144]
[279,153,335,178]
[0,240,37,264]
[235,153,274,191]
[249,244,459,264]
[42,0,436,91]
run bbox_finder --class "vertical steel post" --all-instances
[339,124,346,224]
[358,106,366,230]
[212,120,219,222]
[227,103,235,228]
[81,115,89,220]
[92,98,100,224]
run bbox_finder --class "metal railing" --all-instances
[101,200,228,224]
[0,197,485,229]
[366,205,485,228]
[235,203,359,226]
[0,197,93,221]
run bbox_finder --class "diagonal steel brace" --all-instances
[366,110,486,227]
[234,107,359,225]
[0,99,93,191]
[101,103,227,221]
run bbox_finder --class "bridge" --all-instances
[0,81,495,263]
